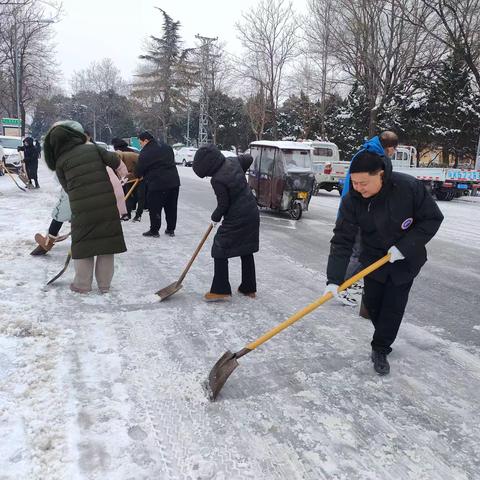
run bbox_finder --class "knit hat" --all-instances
[349,151,385,174]
[111,137,128,149]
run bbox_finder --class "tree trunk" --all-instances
[441,148,449,167]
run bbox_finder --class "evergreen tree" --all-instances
[133,9,195,142]
[325,83,369,159]
[422,51,480,166]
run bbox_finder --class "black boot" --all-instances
[164,229,175,237]
[132,214,141,222]
[371,350,390,375]
[143,230,159,237]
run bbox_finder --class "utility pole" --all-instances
[476,131,480,171]
[14,17,21,127]
[195,34,217,147]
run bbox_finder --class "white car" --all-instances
[0,136,23,172]
[221,150,237,158]
[175,146,197,166]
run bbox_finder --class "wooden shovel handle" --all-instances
[176,223,214,286]
[245,254,391,351]
[124,178,141,201]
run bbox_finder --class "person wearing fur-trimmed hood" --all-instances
[43,120,126,294]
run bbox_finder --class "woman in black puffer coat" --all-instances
[193,145,260,301]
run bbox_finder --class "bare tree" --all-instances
[303,0,337,138]
[70,58,128,95]
[330,0,440,135]
[245,86,268,140]
[0,0,61,134]
[236,0,299,139]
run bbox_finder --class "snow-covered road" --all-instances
[1,165,479,479]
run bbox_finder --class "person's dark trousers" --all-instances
[26,160,39,188]
[123,183,136,215]
[135,182,146,217]
[210,255,256,295]
[48,219,63,237]
[211,258,231,294]
[147,187,179,233]
[238,254,256,294]
[363,275,413,354]
[164,186,179,232]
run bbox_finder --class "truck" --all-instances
[393,146,480,200]
[310,141,480,200]
[310,141,349,195]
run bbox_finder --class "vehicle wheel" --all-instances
[435,190,448,201]
[289,202,302,220]
[182,159,186,166]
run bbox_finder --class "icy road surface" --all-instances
[0,164,479,479]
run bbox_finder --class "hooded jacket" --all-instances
[327,153,444,285]
[18,137,39,164]
[193,147,259,259]
[44,124,126,259]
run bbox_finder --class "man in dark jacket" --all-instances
[193,145,260,301]
[324,150,444,375]
[135,131,180,237]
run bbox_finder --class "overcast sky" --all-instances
[52,0,307,91]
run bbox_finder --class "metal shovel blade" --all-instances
[47,252,72,285]
[156,282,183,301]
[207,350,240,401]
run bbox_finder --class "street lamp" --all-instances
[13,16,54,131]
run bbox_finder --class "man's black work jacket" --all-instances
[327,155,444,285]
[135,139,180,192]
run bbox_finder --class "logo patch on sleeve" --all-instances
[401,217,413,230]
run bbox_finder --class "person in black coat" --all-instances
[193,145,260,302]
[324,150,444,375]
[18,136,40,188]
[134,131,180,237]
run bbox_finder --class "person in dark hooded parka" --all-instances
[324,149,444,375]
[43,120,127,294]
[193,145,260,301]
[18,136,40,188]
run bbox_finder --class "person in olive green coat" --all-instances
[44,121,127,293]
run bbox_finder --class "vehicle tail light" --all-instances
[324,163,332,175]
[443,182,453,188]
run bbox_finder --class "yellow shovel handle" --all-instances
[124,178,141,201]
[246,253,391,351]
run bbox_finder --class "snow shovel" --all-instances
[1,164,27,192]
[206,253,391,401]
[47,250,72,285]
[156,223,214,301]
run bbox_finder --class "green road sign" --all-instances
[2,118,22,126]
